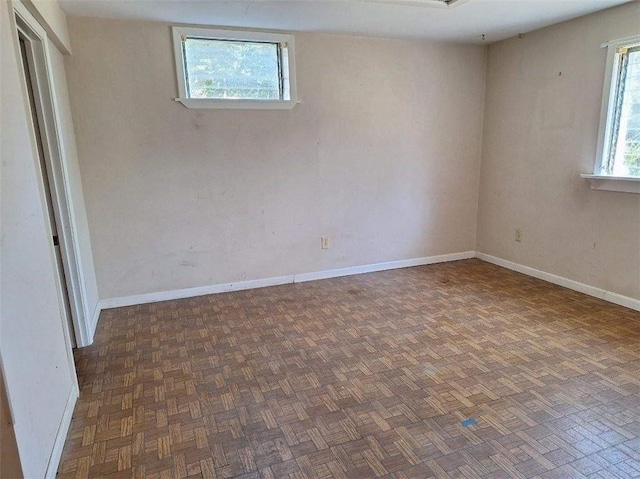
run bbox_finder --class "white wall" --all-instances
[477,1,640,301]
[65,17,487,301]
[0,1,77,476]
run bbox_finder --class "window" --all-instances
[595,35,640,178]
[172,27,297,109]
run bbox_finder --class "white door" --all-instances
[18,32,76,348]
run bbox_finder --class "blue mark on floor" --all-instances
[461,418,478,427]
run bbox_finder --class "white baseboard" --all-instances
[99,274,296,310]
[98,251,476,311]
[74,302,100,348]
[604,291,640,311]
[84,302,100,345]
[44,385,78,479]
[91,302,100,336]
[92,250,637,337]
[476,252,640,312]
[294,251,476,282]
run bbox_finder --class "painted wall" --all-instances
[477,1,640,301]
[0,1,77,476]
[65,17,487,300]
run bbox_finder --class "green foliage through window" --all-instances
[183,38,281,100]
[609,47,640,176]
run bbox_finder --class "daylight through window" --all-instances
[184,38,282,100]
[597,37,640,177]
[172,27,297,109]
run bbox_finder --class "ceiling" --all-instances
[59,0,634,44]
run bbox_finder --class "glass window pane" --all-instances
[183,38,281,100]
[612,49,640,176]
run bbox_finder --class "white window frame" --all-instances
[172,26,298,110]
[583,34,640,193]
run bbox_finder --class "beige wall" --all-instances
[477,1,640,301]
[0,1,77,476]
[65,17,487,300]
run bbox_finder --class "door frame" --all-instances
[13,1,92,348]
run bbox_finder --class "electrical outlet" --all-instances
[321,236,330,249]
[515,229,523,243]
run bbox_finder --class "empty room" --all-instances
[1,0,640,478]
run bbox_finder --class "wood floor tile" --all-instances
[58,260,640,478]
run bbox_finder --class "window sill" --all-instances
[581,174,640,194]
[175,98,299,110]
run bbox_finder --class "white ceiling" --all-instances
[59,0,634,44]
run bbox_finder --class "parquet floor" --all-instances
[58,259,640,479]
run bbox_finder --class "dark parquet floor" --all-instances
[58,259,640,479]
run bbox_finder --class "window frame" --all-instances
[583,34,640,193]
[171,26,298,110]
[594,34,640,177]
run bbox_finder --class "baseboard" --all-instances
[44,385,78,479]
[604,291,640,311]
[89,250,638,340]
[89,302,101,340]
[99,274,296,310]
[98,251,476,311]
[475,252,640,312]
[294,251,476,282]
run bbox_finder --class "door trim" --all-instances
[43,385,78,479]
[14,0,93,348]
